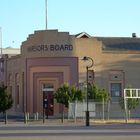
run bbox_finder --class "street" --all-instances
[0,123,140,140]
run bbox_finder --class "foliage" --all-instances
[119,89,139,111]
[69,86,83,102]
[88,84,109,102]
[0,84,13,113]
[119,97,139,111]
[54,83,84,108]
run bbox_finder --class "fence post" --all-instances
[102,98,105,121]
[24,112,28,124]
[107,100,110,120]
[124,98,128,123]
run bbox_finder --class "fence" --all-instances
[68,99,140,121]
[68,100,109,121]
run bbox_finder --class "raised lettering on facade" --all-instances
[28,44,73,52]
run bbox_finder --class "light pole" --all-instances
[42,89,48,123]
[82,56,93,126]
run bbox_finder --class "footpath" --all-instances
[0,118,140,126]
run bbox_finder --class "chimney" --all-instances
[132,33,137,38]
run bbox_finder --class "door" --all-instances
[43,89,54,116]
[47,91,54,116]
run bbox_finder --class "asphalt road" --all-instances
[0,123,140,140]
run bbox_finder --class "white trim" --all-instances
[76,32,91,38]
[124,88,140,99]
[42,88,54,92]
[123,88,140,123]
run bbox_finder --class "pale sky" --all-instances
[0,0,140,48]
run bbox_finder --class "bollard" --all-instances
[24,112,28,124]
[36,112,39,120]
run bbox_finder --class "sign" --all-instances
[27,44,73,52]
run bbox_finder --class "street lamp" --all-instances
[82,56,94,126]
[42,88,48,123]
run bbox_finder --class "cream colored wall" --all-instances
[75,37,140,92]
[74,37,103,86]
[101,51,140,89]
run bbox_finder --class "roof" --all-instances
[75,32,91,38]
[97,37,140,51]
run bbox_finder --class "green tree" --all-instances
[119,89,139,119]
[69,86,83,102]
[54,83,84,107]
[0,84,13,124]
[88,84,109,102]
[54,83,70,108]
[54,83,84,122]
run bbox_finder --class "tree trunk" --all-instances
[128,110,131,120]
[4,111,7,124]
[61,104,64,123]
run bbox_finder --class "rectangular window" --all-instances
[110,83,122,102]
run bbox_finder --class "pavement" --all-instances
[0,119,140,140]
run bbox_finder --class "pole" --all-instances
[124,98,128,123]
[0,27,3,84]
[82,56,93,126]
[102,98,105,121]
[43,91,45,123]
[124,89,128,123]
[45,0,47,29]
[0,27,2,57]
[86,66,89,126]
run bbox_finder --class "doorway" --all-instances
[43,83,54,116]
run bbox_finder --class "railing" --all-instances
[124,88,140,99]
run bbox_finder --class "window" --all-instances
[110,83,122,102]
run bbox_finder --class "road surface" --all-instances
[0,123,140,140]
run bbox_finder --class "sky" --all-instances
[0,0,140,48]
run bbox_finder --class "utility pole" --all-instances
[45,0,47,29]
[0,27,2,57]
[0,27,3,85]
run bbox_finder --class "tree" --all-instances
[54,83,84,108]
[119,89,139,119]
[88,84,109,102]
[54,83,84,122]
[0,84,13,124]
[69,86,83,103]
[54,83,70,108]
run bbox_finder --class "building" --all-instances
[0,47,20,84]
[1,29,140,117]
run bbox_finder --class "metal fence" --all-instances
[68,100,140,121]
